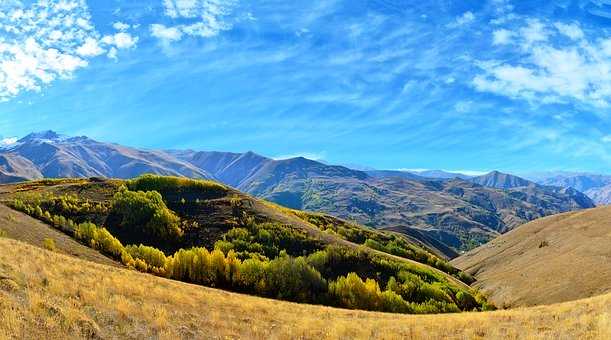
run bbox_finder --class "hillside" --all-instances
[0,204,117,267]
[266,175,594,253]
[451,206,611,308]
[0,131,595,255]
[0,237,609,339]
[0,176,485,315]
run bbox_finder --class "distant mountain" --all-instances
[585,184,611,205]
[0,131,213,180]
[470,171,533,189]
[0,131,596,256]
[366,169,472,180]
[536,173,611,192]
[365,170,426,180]
[531,173,611,205]
[411,170,473,180]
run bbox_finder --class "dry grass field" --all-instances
[452,206,611,308]
[0,237,609,340]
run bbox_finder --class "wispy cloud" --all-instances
[447,11,475,28]
[151,0,239,44]
[474,19,611,107]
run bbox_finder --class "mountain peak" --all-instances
[471,171,533,189]
[19,130,65,143]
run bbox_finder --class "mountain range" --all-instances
[531,173,611,205]
[0,131,597,256]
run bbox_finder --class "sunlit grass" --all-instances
[0,237,609,339]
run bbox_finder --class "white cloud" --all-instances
[113,21,130,31]
[520,19,548,46]
[448,11,475,28]
[151,24,184,43]
[474,20,611,107]
[76,37,104,57]
[151,0,238,44]
[0,0,139,101]
[603,135,611,143]
[554,22,584,41]
[492,29,513,45]
[102,32,138,49]
[107,47,118,61]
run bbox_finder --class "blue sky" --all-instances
[1,0,611,173]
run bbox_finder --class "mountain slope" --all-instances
[0,131,595,256]
[250,174,594,253]
[470,171,532,189]
[1,237,609,339]
[586,184,611,205]
[451,206,611,308]
[3,131,214,180]
[534,173,611,205]
[536,173,611,192]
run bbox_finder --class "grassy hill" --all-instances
[0,176,485,315]
[0,237,609,339]
[451,206,611,308]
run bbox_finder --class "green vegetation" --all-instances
[0,228,7,238]
[293,211,474,283]
[126,174,227,200]
[7,175,490,314]
[107,187,184,251]
[42,238,56,251]
[214,214,321,260]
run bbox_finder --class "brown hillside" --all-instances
[1,237,610,339]
[452,206,611,308]
[0,204,116,267]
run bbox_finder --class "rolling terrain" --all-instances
[452,206,611,308]
[0,237,609,339]
[0,204,117,267]
[0,176,484,315]
[0,131,595,254]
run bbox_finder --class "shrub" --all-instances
[456,291,478,310]
[329,272,412,313]
[74,222,127,260]
[42,238,57,251]
[126,244,168,270]
[264,255,327,302]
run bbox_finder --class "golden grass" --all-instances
[0,238,609,340]
[452,206,611,308]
